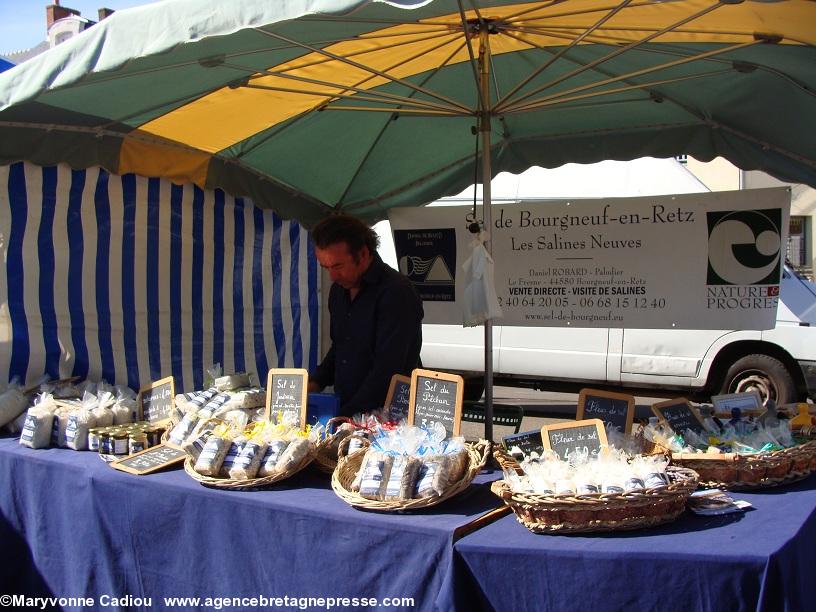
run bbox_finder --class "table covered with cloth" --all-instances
[450,474,816,612]
[0,436,502,611]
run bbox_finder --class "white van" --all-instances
[413,263,816,405]
[375,160,816,405]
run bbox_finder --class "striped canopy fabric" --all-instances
[0,0,814,226]
[0,162,319,391]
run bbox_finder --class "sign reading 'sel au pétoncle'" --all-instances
[389,188,790,330]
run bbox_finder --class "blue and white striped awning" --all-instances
[0,162,319,393]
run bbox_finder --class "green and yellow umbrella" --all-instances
[1,0,814,436]
[0,0,814,227]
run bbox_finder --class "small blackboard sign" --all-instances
[652,398,706,436]
[137,376,175,424]
[502,429,545,458]
[541,419,607,461]
[385,374,411,422]
[110,444,186,475]
[265,368,308,429]
[577,388,635,434]
[408,368,463,437]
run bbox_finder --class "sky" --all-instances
[0,1,159,54]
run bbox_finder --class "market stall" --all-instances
[451,476,816,611]
[0,436,502,609]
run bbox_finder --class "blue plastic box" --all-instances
[307,392,340,428]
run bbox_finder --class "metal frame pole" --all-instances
[479,26,494,443]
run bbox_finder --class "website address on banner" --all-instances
[525,310,623,322]
[3,594,415,610]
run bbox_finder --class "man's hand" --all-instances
[307,380,322,393]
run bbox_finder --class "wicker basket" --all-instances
[331,437,490,511]
[183,441,316,490]
[491,448,698,534]
[668,438,816,490]
[312,417,365,475]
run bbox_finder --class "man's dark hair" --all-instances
[311,214,379,256]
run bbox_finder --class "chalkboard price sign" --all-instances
[110,444,186,475]
[577,388,635,434]
[652,398,706,436]
[408,368,463,437]
[502,429,545,458]
[541,419,608,461]
[385,374,411,422]
[137,376,175,424]
[265,368,308,429]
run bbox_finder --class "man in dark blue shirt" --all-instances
[308,215,423,416]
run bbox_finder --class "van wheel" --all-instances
[463,377,485,402]
[718,354,796,405]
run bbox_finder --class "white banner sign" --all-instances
[388,188,790,329]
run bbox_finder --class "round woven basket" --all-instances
[669,438,816,490]
[312,417,362,475]
[331,437,490,511]
[491,448,699,534]
[183,441,315,490]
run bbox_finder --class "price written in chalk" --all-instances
[652,398,706,436]
[577,389,635,433]
[137,376,175,424]
[110,444,185,475]
[408,369,463,437]
[265,369,308,429]
[542,419,608,461]
[385,375,411,422]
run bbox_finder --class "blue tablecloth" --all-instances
[452,475,816,612]
[0,436,502,612]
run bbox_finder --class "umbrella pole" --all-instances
[478,27,494,444]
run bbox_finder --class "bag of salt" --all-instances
[168,410,200,446]
[274,437,311,474]
[228,440,268,480]
[0,381,30,428]
[112,387,136,424]
[219,436,248,477]
[87,391,113,428]
[20,408,55,449]
[51,406,74,448]
[194,434,232,476]
[182,430,213,462]
[415,456,452,498]
[384,454,422,501]
[257,439,290,477]
[357,449,394,500]
[66,407,97,451]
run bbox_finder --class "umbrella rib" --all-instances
[241,82,460,114]
[508,69,732,113]
[262,29,462,75]
[35,30,450,92]
[298,16,464,28]
[230,37,472,164]
[495,0,725,112]
[617,45,816,100]
[254,28,473,113]
[94,29,465,133]
[498,35,762,114]
[231,40,472,166]
[229,31,470,115]
[456,0,488,114]
[331,39,475,208]
[504,24,812,100]
[494,0,635,110]
[502,0,680,24]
